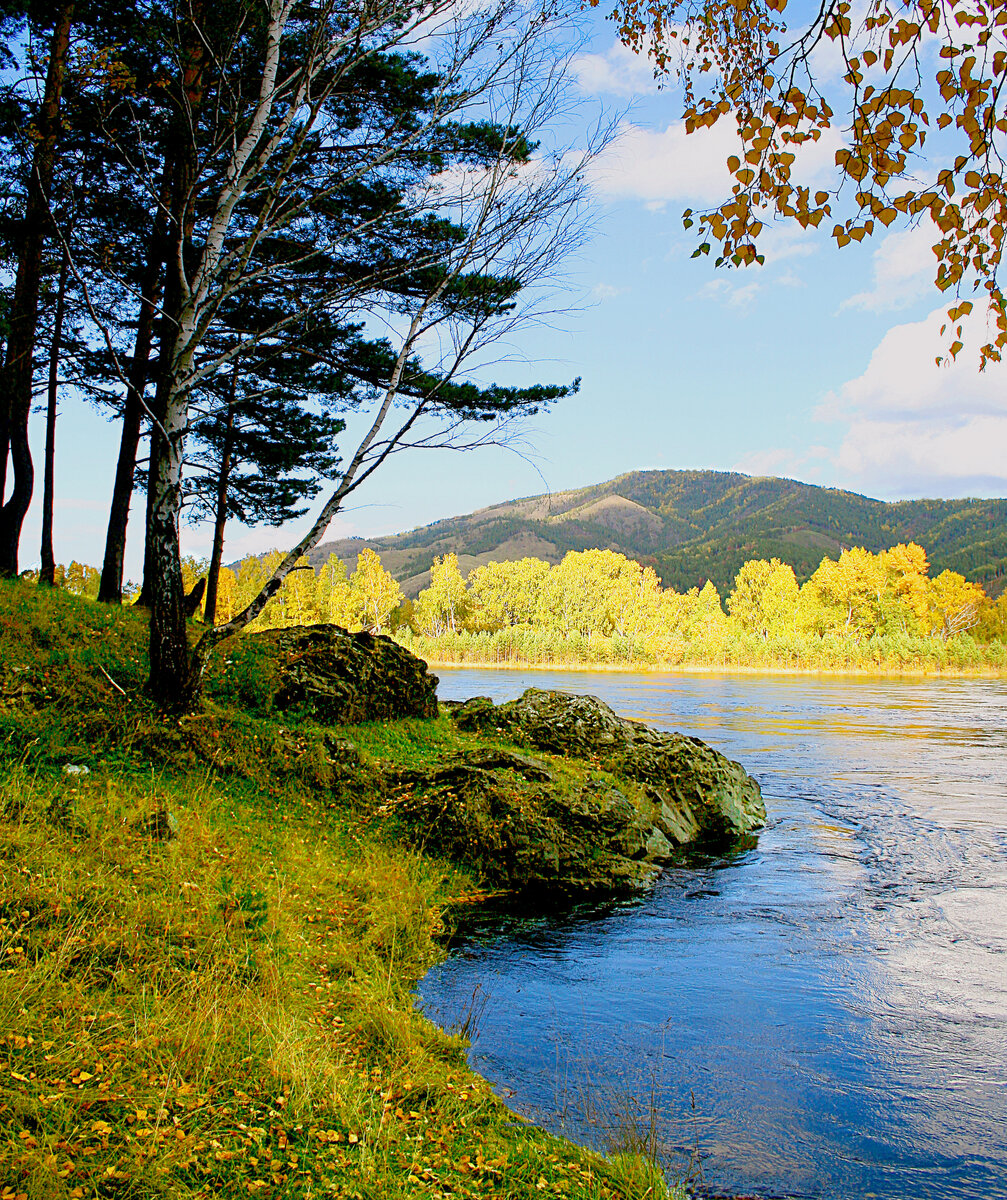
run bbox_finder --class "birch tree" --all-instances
[606,0,1007,364]
[127,0,597,708]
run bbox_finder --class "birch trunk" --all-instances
[203,365,237,626]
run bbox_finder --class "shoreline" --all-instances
[417,656,1007,680]
[1,580,693,1200]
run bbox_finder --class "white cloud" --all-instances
[590,283,626,300]
[822,306,1007,494]
[589,119,738,205]
[842,223,938,312]
[734,445,832,480]
[699,277,762,308]
[572,39,659,97]
[734,448,800,476]
[757,225,818,267]
[692,221,818,307]
[834,413,1007,494]
[589,119,843,211]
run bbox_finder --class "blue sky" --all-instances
[16,8,1007,580]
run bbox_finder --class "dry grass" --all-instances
[0,580,682,1200]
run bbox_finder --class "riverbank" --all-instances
[399,628,1007,678]
[419,655,1007,679]
[419,667,1007,1200]
[0,581,683,1200]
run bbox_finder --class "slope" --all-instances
[309,469,1007,598]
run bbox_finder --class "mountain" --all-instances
[309,469,1007,599]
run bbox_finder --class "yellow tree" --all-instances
[879,542,931,634]
[467,558,551,630]
[237,552,286,630]
[605,0,1007,364]
[976,589,1007,641]
[536,549,641,637]
[281,558,319,627]
[929,569,986,639]
[180,556,209,613]
[727,558,799,639]
[804,548,888,636]
[413,553,470,636]
[609,559,664,638]
[662,579,730,642]
[59,561,101,600]
[317,554,360,628]
[213,567,238,624]
[349,549,402,635]
[235,554,268,612]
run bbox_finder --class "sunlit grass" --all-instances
[401,625,1007,675]
[0,579,683,1200]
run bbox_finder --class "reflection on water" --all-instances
[418,670,1007,1199]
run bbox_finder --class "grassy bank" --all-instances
[419,656,1007,679]
[398,628,1007,677]
[0,581,679,1200]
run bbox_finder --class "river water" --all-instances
[417,669,1007,1199]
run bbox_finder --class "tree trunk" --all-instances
[0,1,74,578]
[98,164,171,603]
[136,286,177,609]
[39,246,69,586]
[0,329,8,507]
[203,364,237,626]
[145,1,209,709]
[147,463,199,710]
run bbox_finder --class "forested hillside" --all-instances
[310,470,1007,598]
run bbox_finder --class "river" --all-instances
[417,668,1007,1200]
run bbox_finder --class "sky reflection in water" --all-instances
[418,671,1007,1199]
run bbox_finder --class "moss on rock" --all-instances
[381,688,765,898]
[222,625,439,723]
[449,687,765,841]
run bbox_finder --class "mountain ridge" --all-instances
[307,468,1007,599]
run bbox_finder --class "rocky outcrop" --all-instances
[388,688,765,898]
[387,750,668,895]
[236,625,438,724]
[449,688,765,843]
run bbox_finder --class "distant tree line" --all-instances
[401,545,1005,657]
[35,540,1007,672]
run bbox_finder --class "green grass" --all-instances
[0,579,682,1200]
[336,716,482,772]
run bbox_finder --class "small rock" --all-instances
[135,806,179,841]
[62,764,90,776]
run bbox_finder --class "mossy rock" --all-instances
[450,687,765,846]
[221,625,438,724]
[386,761,662,897]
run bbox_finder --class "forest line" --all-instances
[39,540,1007,673]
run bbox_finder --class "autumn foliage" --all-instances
[603,0,1007,363]
[31,540,1004,669]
